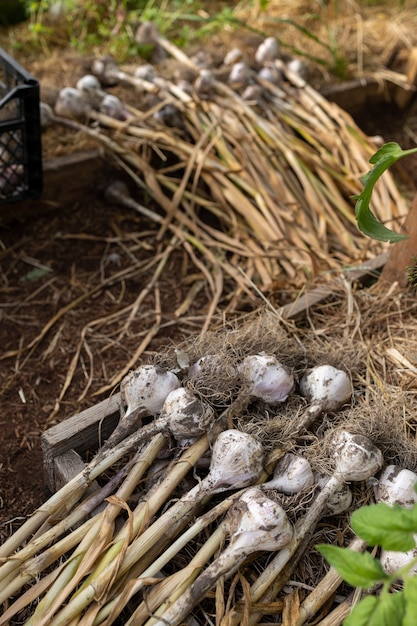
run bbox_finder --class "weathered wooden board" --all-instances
[41,392,121,492]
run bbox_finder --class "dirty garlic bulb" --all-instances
[228,62,251,89]
[317,476,353,515]
[76,74,105,108]
[158,387,215,443]
[262,453,314,495]
[374,465,417,509]
[238,353,294,404]
[206,429,264,491]
[54,87,92,119]
[332,431,383,482]
[374,466,417,576]
[121,365,180,418]
[255,36,280,65]
[298,364,352,430]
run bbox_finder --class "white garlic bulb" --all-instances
[207,430,264,492]
[374,465,417,509]
[317,476,353,515]
[332,431,384,482]
[263,453,314,495]
[381,542,417,576]
[54,87,92,119]
[121,365,180,417]
[255,37,280,65]
[300,365,352,412]
[159,387,215,441]
[228,62,250,88]
[238,353,294,404]
[226,487,293,553]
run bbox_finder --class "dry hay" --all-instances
[1,279,417,624]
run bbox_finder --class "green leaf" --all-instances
[351,503,417,552]
[354,141,417,243]
[343,596,379,626]
[344,592,405,626]
[403,576,417,626]
[316,544,388,588]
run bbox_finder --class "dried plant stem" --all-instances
[44,430,215,625]
[224,475,345,626]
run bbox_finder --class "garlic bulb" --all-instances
[54,87,92,119]
[206,430,264,492]
[224,47,244,66]
[258,65,281,85]
[121,365,180,417]
[238,353,294,404]
[374,465,417,509]
[317,478,352,515]
[300,365,352,412]
[228,62,250,88]
[263,453,314,495]
[76,74,102,92]
[159,387,215,441]
[225,487,293,553]
[134,63,157,82]
[99,94,129,121]
[332,431,384,482]
[255,37,280,65]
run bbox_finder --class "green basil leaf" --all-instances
[351,503,417,552]
[316,544,388,588]
[354,141,417,243]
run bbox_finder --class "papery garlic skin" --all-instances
[225,487,293,553]
[300,365,352,412]
[120,365,180,417]
[332,431,384,482]
[159,387,215,441]
[263,453,314,495]
[207,430,264,492]
[374,465,417,509]
[238,353,294,404]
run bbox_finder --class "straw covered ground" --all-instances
[1,1,417,623]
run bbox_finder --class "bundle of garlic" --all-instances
[40,24,407,332]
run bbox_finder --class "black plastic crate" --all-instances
[0,48,42,205]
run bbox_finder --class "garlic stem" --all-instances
[45,430,263,625]
[225,431,383,626]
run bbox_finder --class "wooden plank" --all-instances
[41,392,121,491]
[380,192,417,287]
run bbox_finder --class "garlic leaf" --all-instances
[351,503,417,552]
[316,544,388,588]
[354,142,417,243]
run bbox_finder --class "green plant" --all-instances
[316,498,417,625]
[354,142,417,243]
